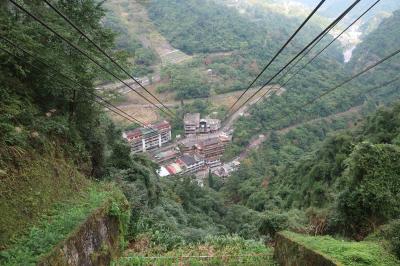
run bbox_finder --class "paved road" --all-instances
[95,74,161,94]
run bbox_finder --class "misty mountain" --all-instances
[293,0,400,21]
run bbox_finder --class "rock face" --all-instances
[274,232,340,266]
[38,207,121,266]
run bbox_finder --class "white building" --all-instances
[123,121,172,153]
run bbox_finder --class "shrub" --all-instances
[258,211,289,238]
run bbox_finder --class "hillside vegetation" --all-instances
[281,231,400,266]
[1,0,400,264]
[349,9,400,73]
[115,235,275,265]
[0,0,134,262]
[145,0,344,100]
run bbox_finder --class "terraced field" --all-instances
[103,0,191,65]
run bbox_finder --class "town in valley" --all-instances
[122,112,240,185]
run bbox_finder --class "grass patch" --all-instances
[0,183,125,265]
[0,144,91,246]
[281,231,400,266]
[114,235,276,265]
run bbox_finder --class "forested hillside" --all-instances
[294,0,400,22]
[102,3,157,76]
[146,0,342,58]
[1,0,400,264]
[229,2,400,153]
[349,9,400,73]
[0,0,130,243]
[217,6,400,260]
[144,0,344,100]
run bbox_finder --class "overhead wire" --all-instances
[41,0,175,117]
[0,36,159,130]
[227,0,362,118]
[0,45,135,124]
[280,0,382,90]
[363,76,400,95]
[254,0,382,105]
[269,47,400,128]
[8,0,175,119]
[301,48,400,108]
[227,0,327,114]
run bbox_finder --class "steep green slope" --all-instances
[0,0,130,257]
[102,0,158,75]
[349,9,400,74]
[0,183,128,265]
[145,0,345,99]
[230,4,400,150]
[267,103,400,232]
[147,0,272,54]
[146,0,341,58]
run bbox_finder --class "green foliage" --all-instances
[384,220,400,259]
[0,0,129,179]
[114,235,275,266]
[349,10,400,72]
[102,4,157,75]
[337,142,400,237]
[0,184,127,265]
[281,231,400,266]
[158,64,210,99]
[147,0,262,54]
[230,101,400,241]
[259,211,289,237]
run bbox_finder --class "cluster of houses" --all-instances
[157,133,231,177]
[122,113,238,179]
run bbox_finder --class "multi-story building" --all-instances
[123,120,172,153]
[196,137,225,160]
[206,156,222,168]
[199,118,221,134]
[183,113,221,135]
[177,155,205,174]
[184,113,200,135]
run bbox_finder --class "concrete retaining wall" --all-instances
[274,232,341,266]
[38,203,126,266]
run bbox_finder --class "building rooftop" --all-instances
[197,137,220,148]
[179,154,198,166]
[124,120,171,139]
[204,117,220,125]
[184,113,200,124]
[124,129,142,139]
[153,120,171,131]
[154,149,177,159]
[158,166,170,177]
[165,163,182,175]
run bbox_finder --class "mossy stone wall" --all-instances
[274,232,340,266]
[38,203,125,266]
